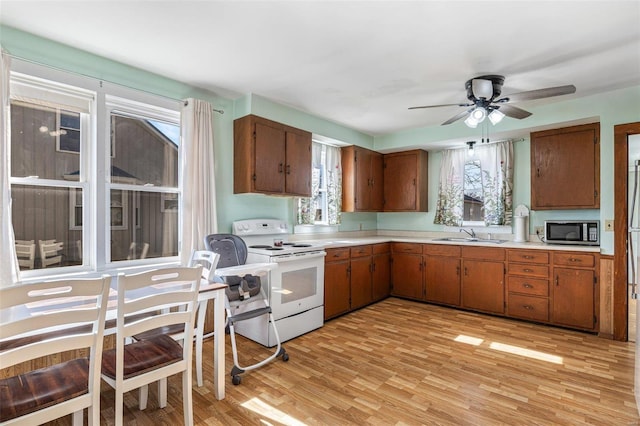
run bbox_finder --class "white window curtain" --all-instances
[0,50,19,287]
[297,142,342,225]
[476,140,514,226]
[433,148,467,226]
[434,141,513,227]
[180,98,217,266]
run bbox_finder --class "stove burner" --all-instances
[249,245,272,249]
[293,244,312,248]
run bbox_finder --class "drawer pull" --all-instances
[569,258,581,263]
[523,305,533,310]
[523,283,533,289]
[524,268,533,273]
[523,255,533,259]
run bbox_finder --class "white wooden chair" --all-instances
[0,276,111,426]
[15,239,36,270]
[140,242,149,259]
[126,242,136,260]
[100,266,202,426]
[38,239,64,268]
[134,250,220,390]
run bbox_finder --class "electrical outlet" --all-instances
[535,226,544,235]
[605,220,614,231]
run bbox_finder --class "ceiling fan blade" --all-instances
[498,104,532,119]
[442,108,474,125]
[501,84,576,103]
[408,102,472,110]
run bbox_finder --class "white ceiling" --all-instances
[1,1,639,136]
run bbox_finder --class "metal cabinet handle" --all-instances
[523,283,533,289]
[456,266,460,276]
[278,163,283,173]
[523,305,533,310]
[569,257,581,263]
[524,268,533,273]
[555,276,559,286]
[286,164,291,175]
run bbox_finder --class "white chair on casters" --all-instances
[100,266,202,426]
[0,276,111,425]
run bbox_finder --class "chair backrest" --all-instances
[38,239,64,267]
[15,240,36,269]
[114,265,202,351]
[0,276,111,424]
[189,250,221,282]
[203,234,247,268]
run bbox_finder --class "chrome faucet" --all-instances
[460,228,476,238]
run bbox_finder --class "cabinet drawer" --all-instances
[508,250,549,264]
[325,248,350,261]
[554,252,595,268]
[424,244,461,257]
[372,243,390,254]
[508,263,549,278]
[508,294,549,322]
[462,246,505,261]
[351,245,372,258]
[508,276,549,296]
[392,242,423,254]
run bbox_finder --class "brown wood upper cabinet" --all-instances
[383,149,429,212]
[234,115,312,196]
[531,122,600,209]
[342,146,384,212]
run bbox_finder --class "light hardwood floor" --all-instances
[47,298,639,425]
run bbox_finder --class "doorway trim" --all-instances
[614,122,640,341]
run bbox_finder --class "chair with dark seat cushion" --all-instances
[0,276,110,426]
[100,266,202,426]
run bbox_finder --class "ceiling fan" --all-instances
[408,75,576,127]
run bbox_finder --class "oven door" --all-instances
[268,251,325,320]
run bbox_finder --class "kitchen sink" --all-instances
[433,237,507,244]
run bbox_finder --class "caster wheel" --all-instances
[232,375,241,385]
[282,353,289,362]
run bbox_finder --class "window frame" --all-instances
[9,59,183,281]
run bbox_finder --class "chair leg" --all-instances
[158,377,168,408]
[88,403,99,426]
[139,384,148,410]
[183,370,194,425]
[116,390,124,426]
[195,301,207,387]
[72,410,83,426]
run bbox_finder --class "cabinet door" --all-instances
[531,123,600,209]
[350,256,372,309]
[372,251,391,301]
[552,267,595,329]
[284,130,312,196]
[254,121,286,193]
[391,252,423,299]
[384,152,418,211]
[324,260,351,320]
[425,256,461,306]
[462,260,505,314]
[355,148,372,211]
[383,150,428,212]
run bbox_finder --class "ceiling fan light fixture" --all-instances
[464,114,479,128]
[467,141,476,157]
[488,108,505,125]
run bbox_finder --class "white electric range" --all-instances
[231,219,326,347]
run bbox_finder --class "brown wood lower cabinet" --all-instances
[324,244,391,320]
[424,245,461,306]
[552,252,598,330]
[388,242,598,333]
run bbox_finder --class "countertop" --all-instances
[294,235,601,253]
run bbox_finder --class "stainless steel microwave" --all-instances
[544,220,599,246]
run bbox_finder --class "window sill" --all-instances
[294,224,340,235]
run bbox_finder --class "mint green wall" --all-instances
[2,25,639,254]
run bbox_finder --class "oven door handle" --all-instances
[271,251,327,263]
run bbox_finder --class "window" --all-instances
[9,66,181,275]
[297,141,342,226]
[463,159,484,224]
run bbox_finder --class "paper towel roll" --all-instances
[513,215,527,242]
